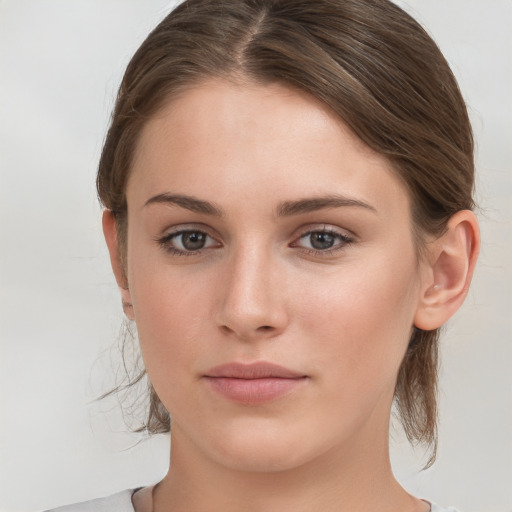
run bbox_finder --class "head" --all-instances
[98,0,478,467]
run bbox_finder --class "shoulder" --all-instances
[44,489,136,512]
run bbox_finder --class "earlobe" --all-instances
[414,210,480,331]
[102,210,135,321]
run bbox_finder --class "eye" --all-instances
[292,228,353,255]
[157,229,219,255]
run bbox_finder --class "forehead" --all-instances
[128,79,410,217]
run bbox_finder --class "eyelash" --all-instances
[292,228,354,256]
[156,229,218,257]
[156,227,354,257]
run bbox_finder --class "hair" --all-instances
[97,0,474,466]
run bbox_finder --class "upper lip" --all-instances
[204,362,306,379]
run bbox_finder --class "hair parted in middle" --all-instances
[97,0,475,466]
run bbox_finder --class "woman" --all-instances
[49,0,479,510]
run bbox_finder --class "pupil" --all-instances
[311,232,335,250]
[182,232,206,250]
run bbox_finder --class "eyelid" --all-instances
[155,223,222,255]
[292,223,356,241]
[159,222,219,239]
[290,224,355,254]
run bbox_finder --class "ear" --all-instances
[414,210,480,331]
[102,210,135,321]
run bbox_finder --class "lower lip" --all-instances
[204,377,307,405]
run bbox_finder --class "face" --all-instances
[122,79,427,472]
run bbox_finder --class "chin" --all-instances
[214,442,311,473]
[196,418,334,474]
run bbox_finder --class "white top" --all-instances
[45,489,135,512]
[45,488,459,512]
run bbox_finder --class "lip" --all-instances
[203,362,308,405]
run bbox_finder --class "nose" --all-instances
[214,243,289,341]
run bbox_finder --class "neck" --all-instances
[151,423,424,512]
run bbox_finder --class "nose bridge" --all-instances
[215,238,287,338]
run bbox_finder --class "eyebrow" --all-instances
[277,195,377,216]
[144,193,223,216]
[144,193,377,216]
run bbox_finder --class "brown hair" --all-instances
[97,0,474,465]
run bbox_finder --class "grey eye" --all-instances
[294,229,352,253]
[309,232,336,250]
[157,227,220,256]
[177,231,208,251]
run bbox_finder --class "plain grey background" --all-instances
[1,1,510,511]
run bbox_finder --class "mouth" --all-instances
[203,362,308,405]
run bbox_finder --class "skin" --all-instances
[104,79,479,512]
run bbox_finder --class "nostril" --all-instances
[219,324,274,336]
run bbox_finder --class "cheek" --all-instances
[295,254,419,389]
[126,254,214,398]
